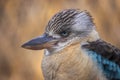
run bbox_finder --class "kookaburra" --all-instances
[22,9,120,80]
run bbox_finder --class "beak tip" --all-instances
[21,43,31,49]
[21,43,27,48]
[21,44,25,48]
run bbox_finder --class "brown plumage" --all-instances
[42,43,106,80]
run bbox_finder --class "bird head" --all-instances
[22,9,99,55]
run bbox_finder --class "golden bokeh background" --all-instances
[0,0,120,80]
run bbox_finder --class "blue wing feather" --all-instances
[86,50,120,79]
[82,40,120,80]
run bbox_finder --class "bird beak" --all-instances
[21,34,56,50]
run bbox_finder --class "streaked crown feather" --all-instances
[45,9,94,34]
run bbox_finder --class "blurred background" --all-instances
[0,0,120,80]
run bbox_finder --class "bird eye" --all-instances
[59,31,70,37]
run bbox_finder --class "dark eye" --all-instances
[59,31,70,37]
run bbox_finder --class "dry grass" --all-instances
[0,0,120,80]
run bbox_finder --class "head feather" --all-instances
[45,9,94,34]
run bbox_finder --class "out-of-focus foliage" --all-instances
[0,0,120,80]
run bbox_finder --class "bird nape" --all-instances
[22,9,120,80]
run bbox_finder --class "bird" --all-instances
[22,9,120,80]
